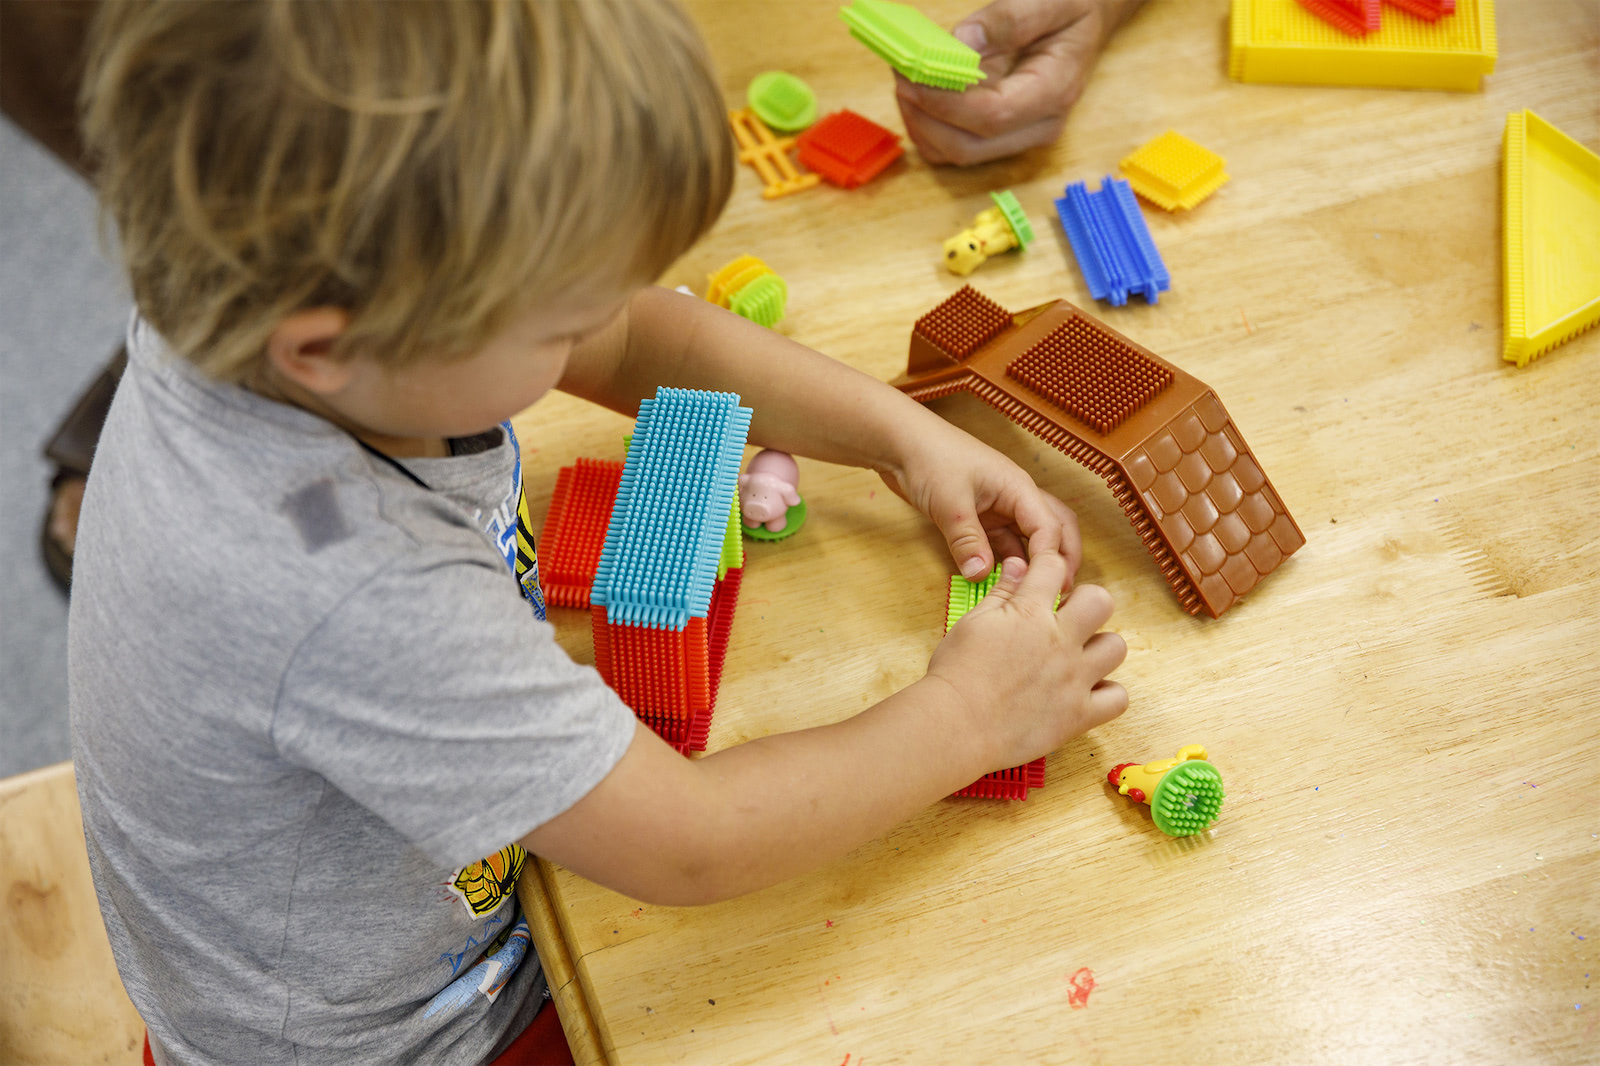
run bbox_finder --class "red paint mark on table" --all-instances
[825,919,834,928]
[1066,967,1096,1009]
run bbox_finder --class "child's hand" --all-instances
[928,553,1127,769]
[879,421,1081,584]
[894,0,1145,166]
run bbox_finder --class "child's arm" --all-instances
[560,287,1079,582]
[520,552,1127,905]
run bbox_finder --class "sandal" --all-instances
[40,345,125,593]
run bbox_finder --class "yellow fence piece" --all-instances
[728,108,821,200]
[1502,110,1600,368]
[1228,0,1496,92]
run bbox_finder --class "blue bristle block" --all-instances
[1054,176,1170,306]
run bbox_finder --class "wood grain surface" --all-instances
[4,2,1593,1064]
[0,763,144,1065]
[516,1,1600,1064]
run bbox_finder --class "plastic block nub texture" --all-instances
[839,0,986,91]
[945,569,1004,632]
[1150,760,1226,836]
[592,388,753,629]
[990,189,1035,249]
[892,289,1305,618]
[1386,0,1455,20]
[747,71,818,132]
[729,108,821,199]
[705,255,788,328]
[911,285,1012,370]
[539,459,624,608]
[1120,131,1230,212]
[1056,177,1170,307]
[1503,110,1600,367]
[729,273,789,328]
[953,758,1047,800]
[1296,0,1380,35]
[706,567,743,712]
[1230,0,1495,91]
[1007,317,1174,434]
[796,110,905,189]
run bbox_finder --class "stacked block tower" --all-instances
[589,387,752,755]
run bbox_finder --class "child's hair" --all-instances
[83,0,735,381]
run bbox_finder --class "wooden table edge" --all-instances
[519,859,610,1066]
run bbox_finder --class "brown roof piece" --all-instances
[892,286,1304,618]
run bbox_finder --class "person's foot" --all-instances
[41,472,86,592]
[39,346,127,594]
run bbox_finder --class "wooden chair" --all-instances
[0,762,144,1065]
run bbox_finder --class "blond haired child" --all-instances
[69,2,1129,1063]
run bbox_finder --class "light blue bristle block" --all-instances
[591,387,752,630]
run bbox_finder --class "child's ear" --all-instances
[265,307,354,395]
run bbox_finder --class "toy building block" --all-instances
[705,255,789,328]
[945,570,1048,800]
[1502,110,1600,367]
[747,71,818,133]
[1055,178,1170,306]
[538,458,624,608]
[1296,0,1380,35]
[1385,0,1455,20]
[942,190,1035,277]
[729,108,821,200]
[591,387,752,753]
[891,286,1305,618]
[1229,0,1496,92]
[839,0,986,91]
[796,110,905,189]
[1119,130,1230,212]
[1108,744,1224,836]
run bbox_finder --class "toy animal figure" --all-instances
[739,449,802,534]
[941,190,1034,276]
[1107,743,1225,837]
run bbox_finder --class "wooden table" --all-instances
[515,1,1600,1063]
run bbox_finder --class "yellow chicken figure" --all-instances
[942,190,1034,276]
[1107,744,1224,837]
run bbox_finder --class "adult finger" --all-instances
[954,0,1096,62]
[1057,583,1114,643]
[897,86,1066,166]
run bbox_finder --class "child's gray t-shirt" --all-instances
[68,316,637,1065]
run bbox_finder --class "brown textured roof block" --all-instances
[890,285,1304,618]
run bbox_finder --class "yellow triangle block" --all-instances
[1503,110,1600,367]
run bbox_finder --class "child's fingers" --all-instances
[939,506,997,581]
[1084,680,1130,725]
[984,523,1027,567]
[1057,583,1114,643]
[1012,548,1068,608]
[1082,630,1128,677]
[963,555,1026,614]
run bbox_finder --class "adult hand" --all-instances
[895,0,1145,166]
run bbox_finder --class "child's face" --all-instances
[335,285,632,442]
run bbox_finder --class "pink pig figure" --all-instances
[738,449,802,532]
